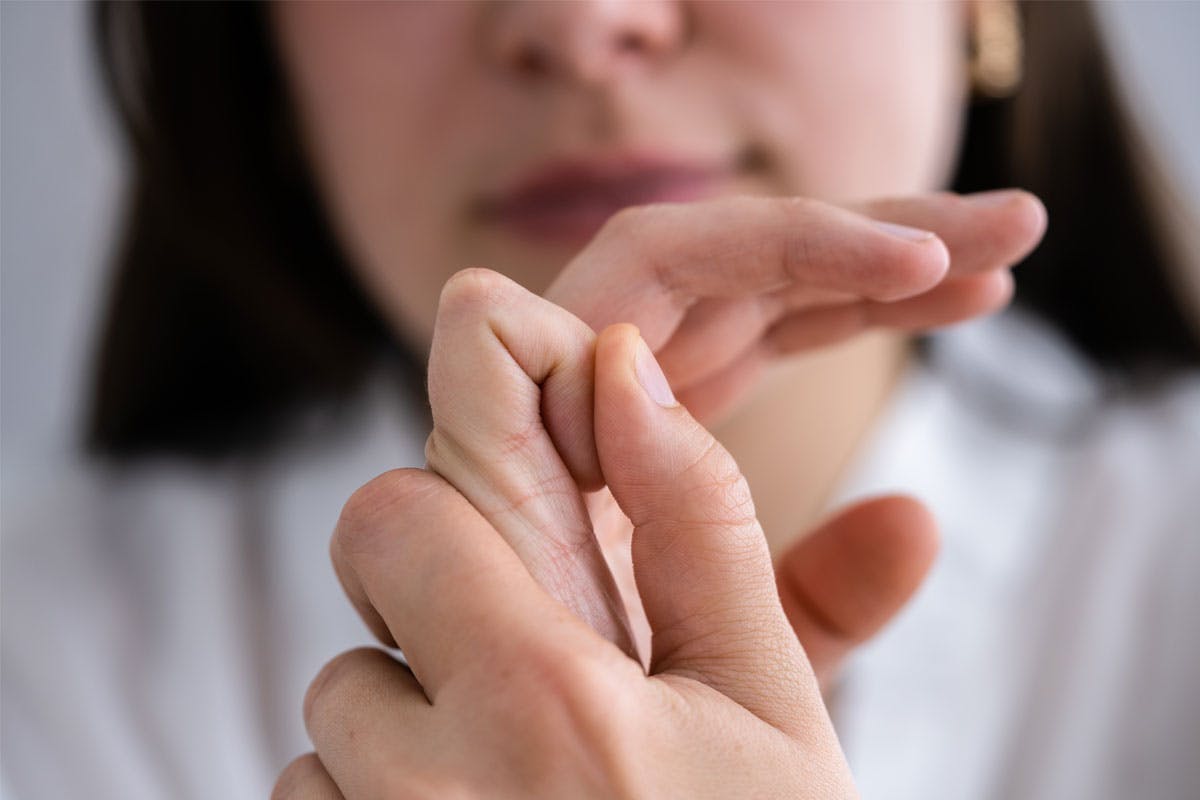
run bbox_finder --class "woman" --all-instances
[4,2,1198,798]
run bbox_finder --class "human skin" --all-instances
[274,265,987,797]
[269,1,1048,795]
[274,1,971,344]
[272,0,1043,545]
[283,296,863,798]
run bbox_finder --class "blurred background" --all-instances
[2,0,1199,506]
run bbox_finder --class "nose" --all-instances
[488,0,687,86]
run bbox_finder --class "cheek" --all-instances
[272,3,482,343]
[709,2,968,200]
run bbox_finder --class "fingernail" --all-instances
[634,338,678,408]
[871,219,935,242]
[966,188,1022,207]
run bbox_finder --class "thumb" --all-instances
[776,495,939,688]
[593,324,822,736]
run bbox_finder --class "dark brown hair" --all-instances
[86,1,1200,459]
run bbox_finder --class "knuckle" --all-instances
[595,203,677,263]
[773,195,825,238]
[600,202,662,237]
[679,439,758,527]
[600,202,685,270]
[335,468,441,558]
[776,194,822,219]
[692,475,758,530]
[438,267,513,319]
[496,415,542,458]
[302,648,358,730]
[924,189,959,207]
[302,647,386,734]
[271,753,329,800]
[778,209,832,267]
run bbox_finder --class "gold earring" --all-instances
[970,0,1023,98]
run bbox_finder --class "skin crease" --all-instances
[272,0,969,554]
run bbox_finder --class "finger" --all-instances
[430,268,600,486]
[331,469,599,698]
[673,193,1040,325]
[854,188,1047,275]
[664,272,1011,425]
[663,270,1010,413]
[764,271,1014,354]
[557,192,1038,400]
[653,295,779,390]
[272,753,345,800]
[547,195,951,349]
[302,647,431,797]
[862,270,1014,331]
[775,496,939,688]
[658,189,1042,386]
[424,268,633,654]
[593,324,822,735]
[672,339,770,425]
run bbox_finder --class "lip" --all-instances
[474,151,734,246]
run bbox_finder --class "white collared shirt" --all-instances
[834,311,1200,799]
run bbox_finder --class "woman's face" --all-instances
[272,1,968,347]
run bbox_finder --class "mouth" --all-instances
[473,151,741,246]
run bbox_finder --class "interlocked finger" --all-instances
[424,268,634,654]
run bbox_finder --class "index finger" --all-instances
[330,468,603,700]
[545,194,950,347]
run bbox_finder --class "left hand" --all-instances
[547,190,1046,423]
